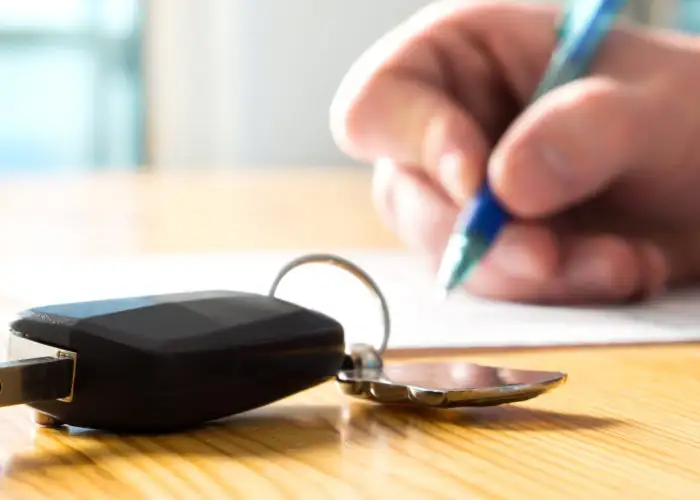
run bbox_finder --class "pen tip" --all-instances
[435,258,462,300]
[433,286,450,302]
[436,232,490,296]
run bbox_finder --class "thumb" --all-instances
[488,77,658,218]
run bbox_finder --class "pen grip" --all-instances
[458,185,509,245]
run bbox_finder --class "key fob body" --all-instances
[8,290,345,432]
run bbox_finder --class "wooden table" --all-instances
[0,168,698,499]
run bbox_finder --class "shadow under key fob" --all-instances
[1,290,346,433]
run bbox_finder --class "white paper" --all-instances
[0,251,698,351]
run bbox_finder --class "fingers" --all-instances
[333,0,684,215]
[489,77,655,218]
[342,0,693,303]
[551,235,666,304]
[461,233,666,304]
[644,230,700,287]
[372,158,456,256]
[373,161,670,303]
[466,231,671,304]
[373,160,560,288]
[331,1,559,204]
[344,76,490,203]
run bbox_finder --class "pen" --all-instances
[436,0,630,295]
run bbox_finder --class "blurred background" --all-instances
[0,0,697,175]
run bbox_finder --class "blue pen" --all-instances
[436,0,630,295]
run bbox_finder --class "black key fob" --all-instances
[3,290,345,432]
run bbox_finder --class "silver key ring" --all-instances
[268,253,391,355]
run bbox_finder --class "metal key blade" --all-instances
[337,361,567,408]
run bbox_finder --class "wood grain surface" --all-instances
[0,168,698,499]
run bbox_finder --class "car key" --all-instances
[0,254,567,433]
[2,286,347,433]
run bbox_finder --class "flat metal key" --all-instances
[0,254,567,433]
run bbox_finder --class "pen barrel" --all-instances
[458,185,509,245]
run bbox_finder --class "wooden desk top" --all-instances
[0,168,698,499]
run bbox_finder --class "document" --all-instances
[0,251,697,351]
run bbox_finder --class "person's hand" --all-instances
[330,1,700,304]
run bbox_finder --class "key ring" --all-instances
[268,253,391,355]
[269,253,567,409]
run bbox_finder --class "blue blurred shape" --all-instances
[0,0,143,173]
[675,0,700,33]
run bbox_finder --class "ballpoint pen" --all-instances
[436,0,630,295]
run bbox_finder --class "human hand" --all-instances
[330,1,700,304]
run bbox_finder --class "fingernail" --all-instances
[489,233,542,280]
[566,254,611,291]
[438,152,468,203]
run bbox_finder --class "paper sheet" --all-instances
[0,251,698,351]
